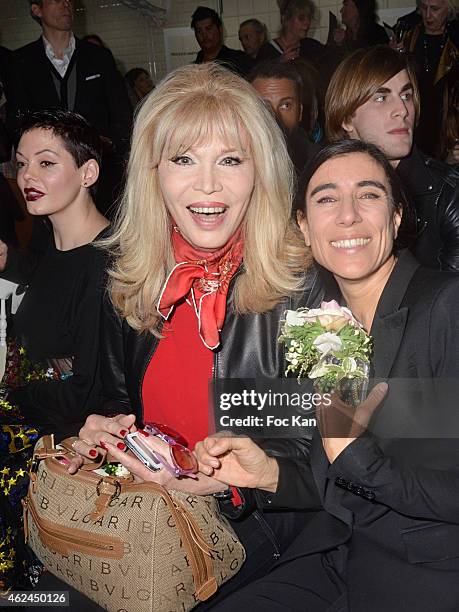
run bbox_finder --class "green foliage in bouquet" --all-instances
[279,301,373,394]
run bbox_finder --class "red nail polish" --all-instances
[89,449,97,457]
[119,429,128,437]
[117,442,126,451]
[139,429,149,437]
[99,441,108,450]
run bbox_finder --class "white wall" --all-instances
[0,0,414,82]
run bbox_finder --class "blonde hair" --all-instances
[103,63,310,334]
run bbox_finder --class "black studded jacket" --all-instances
[397,146,459,271]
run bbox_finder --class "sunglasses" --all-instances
[143,422,198,477]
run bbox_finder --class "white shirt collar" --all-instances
[43,33,76,78]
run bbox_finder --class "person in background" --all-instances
[333,0,389,48]
[238,18,268,59]
[322,0,389,88]
[325,45,459,271]
[398,0,459,157]
[7,0,132,217]
[257,0,323,63]
[82,33,106,47]
[0,109,108,591]
[124,67,155,110]
[0,45,23,247]
[1,109,109,439]
[440,72,459,165]
[293,57,324,142]
[191,6,253,77]
[250,60,319,176]
[395,1,422,32]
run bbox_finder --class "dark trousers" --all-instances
[209,548,347,611]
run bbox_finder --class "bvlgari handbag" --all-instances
[23,435,246,612]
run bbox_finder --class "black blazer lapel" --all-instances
[31,39,61,107]
[370,308,409,378]
[370,251,419,378]
[74,40,86,107]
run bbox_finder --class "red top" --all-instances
[142,299,214,450]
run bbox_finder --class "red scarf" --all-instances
[157,228,244,349]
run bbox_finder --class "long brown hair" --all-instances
[325,46,420,142]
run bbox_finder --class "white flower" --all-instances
[115,465,131,478]
[313,332,342,355]
[309,360,330,378]
[285,309,311,326]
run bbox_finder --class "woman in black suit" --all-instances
[196,140,459,611]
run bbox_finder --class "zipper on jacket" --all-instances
[253,509,281,559]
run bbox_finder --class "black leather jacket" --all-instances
[398,147,459,271]
[99,268,324,464]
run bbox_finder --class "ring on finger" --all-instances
[72,438,91,449]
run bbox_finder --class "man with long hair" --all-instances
[325,45,459,271]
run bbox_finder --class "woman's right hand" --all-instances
[67,413,136,473]
[280,44,300,62]
[0,240,8,271]
[389,37,406,53]
[195,434,280,493]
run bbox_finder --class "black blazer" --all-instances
[270,251,459,611]
[7,37,132,150]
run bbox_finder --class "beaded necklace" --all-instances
[422,27,447,73]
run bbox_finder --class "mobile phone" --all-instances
[124,431,163,472]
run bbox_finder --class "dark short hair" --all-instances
[19,109,102,199]
[249,59,303,101]
[295,139,416,251]
[29,0,42,25]
[191,6,222,29]
[352,0,378,26]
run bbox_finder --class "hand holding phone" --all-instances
[124,431,163,472]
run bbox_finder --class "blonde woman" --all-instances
[61,63,323,607]
[399,0,459,156]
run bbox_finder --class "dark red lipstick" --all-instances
[24,188,45,202]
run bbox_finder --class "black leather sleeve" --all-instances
[436,168,459,272]
[99,294,133,416]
